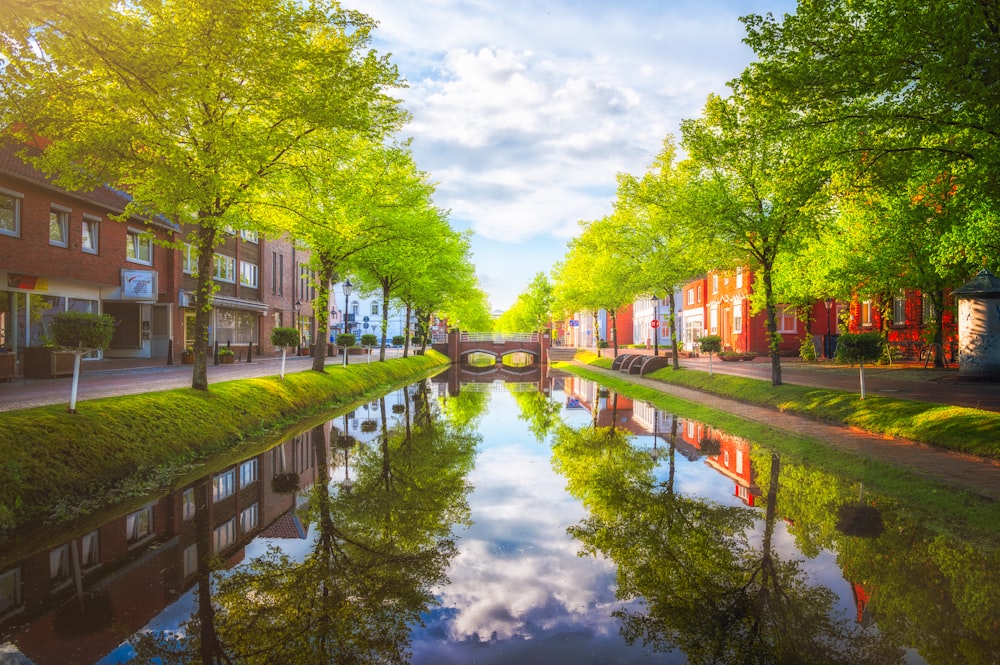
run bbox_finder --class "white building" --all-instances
[329,281,410,345]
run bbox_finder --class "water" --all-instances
[2,367,999,664]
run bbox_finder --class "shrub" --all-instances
[799,336,817,361]
[697,335,722,355]
[336,333,356,348]
[836,332,882,365]
[392,335,405,346]
[218,347,235,357]
[49,311,116,350]
[270,326,300,349]
[361,333,378,347]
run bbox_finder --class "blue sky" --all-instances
[362,0,798,310]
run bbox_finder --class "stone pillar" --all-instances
[953,268,1000,380]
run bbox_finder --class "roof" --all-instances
[0,139,179,232]
[953,269,1000,297]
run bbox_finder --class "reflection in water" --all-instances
[2,375,1000,663]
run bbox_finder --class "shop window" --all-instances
[49,207,69,247]
[0,190,21,237]
[126,228,153,265]
[81,216,99,254]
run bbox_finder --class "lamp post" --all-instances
[651,294,659,356]
[824,298,835,358]
[342,279,353,367]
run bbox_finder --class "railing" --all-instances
[459,332,540,343]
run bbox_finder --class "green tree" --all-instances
[682,92,829,386]
[48,311,115,413]
[0,0,404,389]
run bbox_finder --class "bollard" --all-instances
[246,343,253,363]
[166,338,174,366]
[213,340,219,365]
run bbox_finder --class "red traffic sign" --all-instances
[650,320,660,329]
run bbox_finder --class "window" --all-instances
[712,274,719,294]
[709,306,718,335]
[213,518,237,553]
[182,487,196,521]
[49,546,71,585]
[213,469,236,502]
[213,254,236,283]
[922,294,936,324]
[733,299,743,334]
[126,505,154,544]
[240,229,259,243]
[272,445,287,474]
[80,531,99,568]
[49,207,69,247]
[1,190,22,237]
[127,229,153,264]
[299,264,315,300]
[183,544,198,577]
[777,306,797,333]
[351,302,359,317]
[892,291,906,325]
[240,503,259,533]
[687,288,694,305]
[183,244,197,274]
[272,251,284,295]
[0,568,21,616]
[239,459,258,487]
[697,285,702,301]
[239,261,259,288]
[735,267,743,289]
[81,216,99,254]
[861,300,874,327]
[371,302,379,316]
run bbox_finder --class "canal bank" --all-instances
[0,352,450,531]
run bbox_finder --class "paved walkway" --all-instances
[582,361,1000,501]
[0,349,402,412]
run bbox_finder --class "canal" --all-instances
[1,366,998,664]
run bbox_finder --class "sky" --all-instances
[360,0,799,311]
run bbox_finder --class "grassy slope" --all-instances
[563,351,1000,538]
[0,352,450,530]
[570,350,1000,459]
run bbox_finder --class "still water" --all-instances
[2,367,999,664]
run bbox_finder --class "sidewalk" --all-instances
[0,349,401,413]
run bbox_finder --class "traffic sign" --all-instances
[650,320,660,329]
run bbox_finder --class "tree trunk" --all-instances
[311,257,334,373]
[380,285,391,361]
[668,292,680,370]
[403,303,412,357]
[761,266,783,386]
[931,288,946,368]
[192,224,219,391]
[610,308,619,358]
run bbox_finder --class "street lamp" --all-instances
[824,298,835,358]
[650,294,659,357]
[342,279,353,367]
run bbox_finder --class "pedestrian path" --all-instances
[582,364,1000,501]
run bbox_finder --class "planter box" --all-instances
[22,347,76,378]
[719,353,757,362]
[0,353,15,381]
[219,354,235,364]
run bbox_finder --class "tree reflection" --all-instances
[511,389,563,442]
[553,422,903,665]
[132,386,477,664]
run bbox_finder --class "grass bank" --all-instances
[561,353,1000,539]
[571,350,1000,460]
[0,352,450,531]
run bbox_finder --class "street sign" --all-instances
[651,320,660,329]
[569,320,579,327]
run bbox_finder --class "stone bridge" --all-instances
[432,330,552,364]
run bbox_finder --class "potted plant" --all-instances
[718,350,757,362]
[180,347,195,364]
[218,347,236,364]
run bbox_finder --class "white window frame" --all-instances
[81,215,99,254]
[182,487,196,521]
[213,518,237,553]
[371,302,379,316]
[892,291,906,326]
[922,294,935,324]
[687,288,694,305]
[240,503,259,533]
[183,243,197,274]
[0,188,22,237]
[733,298,743,334]
[712,274,719,294]
[239,261,259,288]
[0,568,22,616]
[49,545,71,585]
[861,300,874,327]
[212,469,236,502]
[80,530,99,568]
[240,229,259,243]
[126,505,154,544]
[735,267,743,289]
[183,544,198,577]
[126,228,153,265]
[709,306,719,335]
[239,459,258,488]
[777,306,797,334]
[49,206,70,247]
[213,254,236,283]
